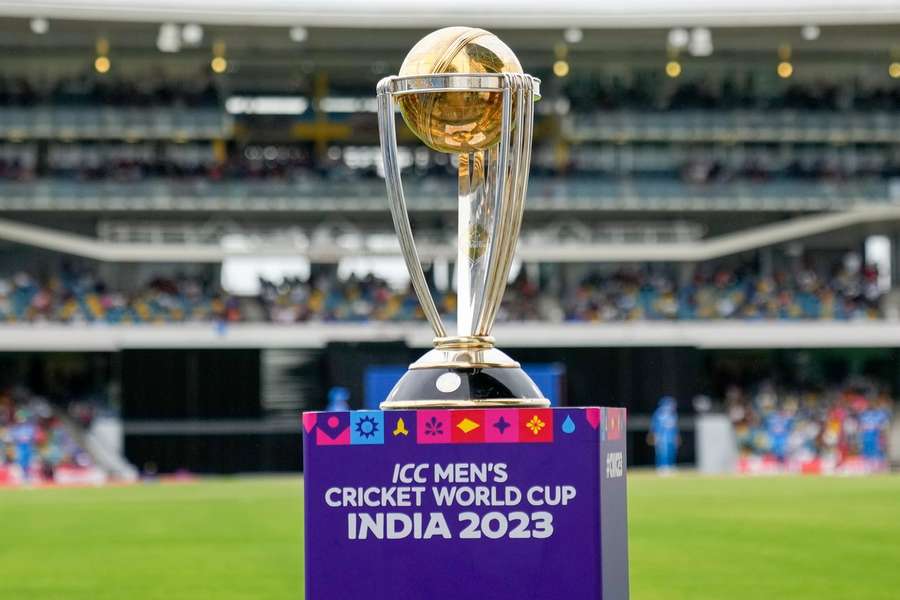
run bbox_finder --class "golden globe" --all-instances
[397,27,523,153]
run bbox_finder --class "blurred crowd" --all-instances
[0,261,885,325]
[674,155,900,185]
[0,387,95,484]
[0,73,220,107]
[564,76,900,112]
[727,380,893,472]
[543,262,883,322]
[1,149,897,185]
[0,270,240,324]
[2,73,896,112]
[0,73,896,189]
[260,275,422,324]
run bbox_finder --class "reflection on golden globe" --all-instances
[398,27,522,154]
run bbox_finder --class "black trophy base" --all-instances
[380,366,550,409]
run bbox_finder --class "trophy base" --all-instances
[303,407,629,600]
[380,365,550,410]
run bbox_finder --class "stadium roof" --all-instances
[3,206,900,263]
[0,0,898,28]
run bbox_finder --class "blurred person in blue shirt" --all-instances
[859,394,892,470]
[766,405,795,463]
[649,396,679,473]
[11,409,36,482]
[326,387,350,412]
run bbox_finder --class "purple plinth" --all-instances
[302,407,629,600]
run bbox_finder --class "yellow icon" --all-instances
[392,417,409,436]
[525,415,546,435]
[456,418,480,434]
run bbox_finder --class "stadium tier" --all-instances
[0,17,895,477]
[727,378,893,475]
[0,260,885,324]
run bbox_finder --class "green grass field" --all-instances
[1,474,898,599]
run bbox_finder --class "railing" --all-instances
[0,177,892,212]
[1,321,900,352]
[564,111,900,143]
[0,107,231,140]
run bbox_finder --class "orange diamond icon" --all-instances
[456,418,480,434]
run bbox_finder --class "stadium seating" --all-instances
[0,387,100,485]
[0,261,884,324]
[0,25,895,481]
[727,380,893,474]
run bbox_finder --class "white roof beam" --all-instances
[1,205,899,263]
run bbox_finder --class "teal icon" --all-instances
[562,415,576,434]
[351,411,385,445]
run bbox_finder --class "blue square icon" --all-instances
[350,411,384,445]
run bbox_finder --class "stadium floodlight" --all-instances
[29,17,49,35]
[157,23,181,53]
[181,23,204,45]
[666,60,682,78]
[94,56,110,74]
[801,24,821,40]
[563,27,583,44]
[777,61,793,78]
[667,27,689,49]
[289,26,308,43]
[553,59,570,77]
[689,27,713,57]
[210,56,228,73]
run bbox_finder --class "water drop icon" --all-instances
[562,415,576,434]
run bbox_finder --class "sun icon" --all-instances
[355,415,379,438]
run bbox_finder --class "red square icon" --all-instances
[518,409,553,443]
[451,410,486,444]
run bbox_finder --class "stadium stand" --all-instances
[0,386,103,485]
[727,379,894,474]
[562,75,900,112]
[0,19,896,474]
[0,258,884,324]
[0,74,220,107]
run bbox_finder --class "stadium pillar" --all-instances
[892,234,900,287]
[312,71,330,162]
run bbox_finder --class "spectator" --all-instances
[0,388,95,485]
[727,379,894,474]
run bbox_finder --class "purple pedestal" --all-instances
[302,407,629,599]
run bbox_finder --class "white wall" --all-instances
[1,321,899,351]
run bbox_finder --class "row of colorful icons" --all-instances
[303,408,625,447]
